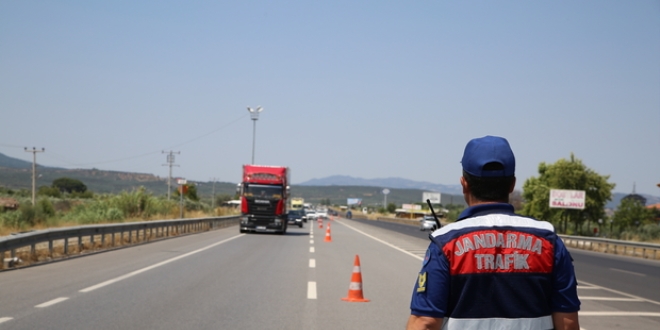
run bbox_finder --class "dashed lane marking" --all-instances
[35,297,69,308]
[309,259,316,268]
[307,281,317,299]
[0,317,13,324]
[310,247,315,253]
[310,239,314,244]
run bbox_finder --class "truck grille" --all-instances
[246,199,276,216]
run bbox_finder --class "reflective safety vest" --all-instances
[410,203,580,330]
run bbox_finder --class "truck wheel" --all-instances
[298,223,303,228]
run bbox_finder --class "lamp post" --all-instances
[247,106,263,164]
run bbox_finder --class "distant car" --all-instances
[316,209,328,219]
[287,210,305,228]
[420,215,440,231]
[304,209,317,221]
[345,210,352,219]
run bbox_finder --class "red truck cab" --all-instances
[238,165,290,234]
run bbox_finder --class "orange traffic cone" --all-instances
[341,255,370,302]
[318,218,323,229]
[324,223,332,242]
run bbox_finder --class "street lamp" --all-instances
[247,106,263,164]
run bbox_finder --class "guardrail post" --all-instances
[31,243,36,261]
[64,238,69,254]
[101,233,105,247]
[112,232,115,246]
[48,240,53,258]
[78,234,82,252]
[129,230,133,243]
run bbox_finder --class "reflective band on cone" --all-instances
[324,223,332,242]
[341,255,369,302]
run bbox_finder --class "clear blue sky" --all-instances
[1,1,659,195]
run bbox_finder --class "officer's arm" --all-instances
[552,311,579,330]
[405,315,442,330]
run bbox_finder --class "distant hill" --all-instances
[300,175,660,209]
[300,175,463,195]
[2,153,658,209]
[0,152,44,170]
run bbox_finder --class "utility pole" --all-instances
[162,151,180,200]
[24,147,45,206]
[210,177,218,210]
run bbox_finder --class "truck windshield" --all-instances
[244,184,282,199]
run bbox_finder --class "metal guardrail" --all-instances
[559,235,660,260]
[341,213,660,261]
[0,215,240,269]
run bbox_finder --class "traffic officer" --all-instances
[406,136,580,330]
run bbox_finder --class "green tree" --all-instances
[214,194,234,207]
[38,185,62,198]
[173,184,199,201]
[521,154,615,234]
[386,202,396,213]
[612,198,654,232]
[52,177,88,194]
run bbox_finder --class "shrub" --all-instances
[37,198,56,218]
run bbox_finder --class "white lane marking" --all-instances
[35,297,69,308]
[0,317,13,324]
[80,234,244,293]
[609,268,646,277]
[577,286,600,289]
[335,220,423,261]
[307,281,317,299]
[579,297,643,301]
[309,259,316,268]
[573,280,660,306]
[579,311,660,317]
[310,239,314,244]
[310,247,315,253]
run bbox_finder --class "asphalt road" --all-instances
[0,217,658,330]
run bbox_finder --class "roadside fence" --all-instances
[559,235,660,260]
[0,216,239,270]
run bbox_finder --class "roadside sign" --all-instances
[549,189,585,210]
[177,179,187,185]
[423,192,441,204]
[382,189,390,195]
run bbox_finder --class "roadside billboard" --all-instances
[549,189,585,210]
[423,192,441,204]
[402,204,422,210]
[347,198,362,206]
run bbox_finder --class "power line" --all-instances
[32,114,248,168]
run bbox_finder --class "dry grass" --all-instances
[1,207,240,269]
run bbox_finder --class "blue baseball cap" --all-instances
[461,136,515,177]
